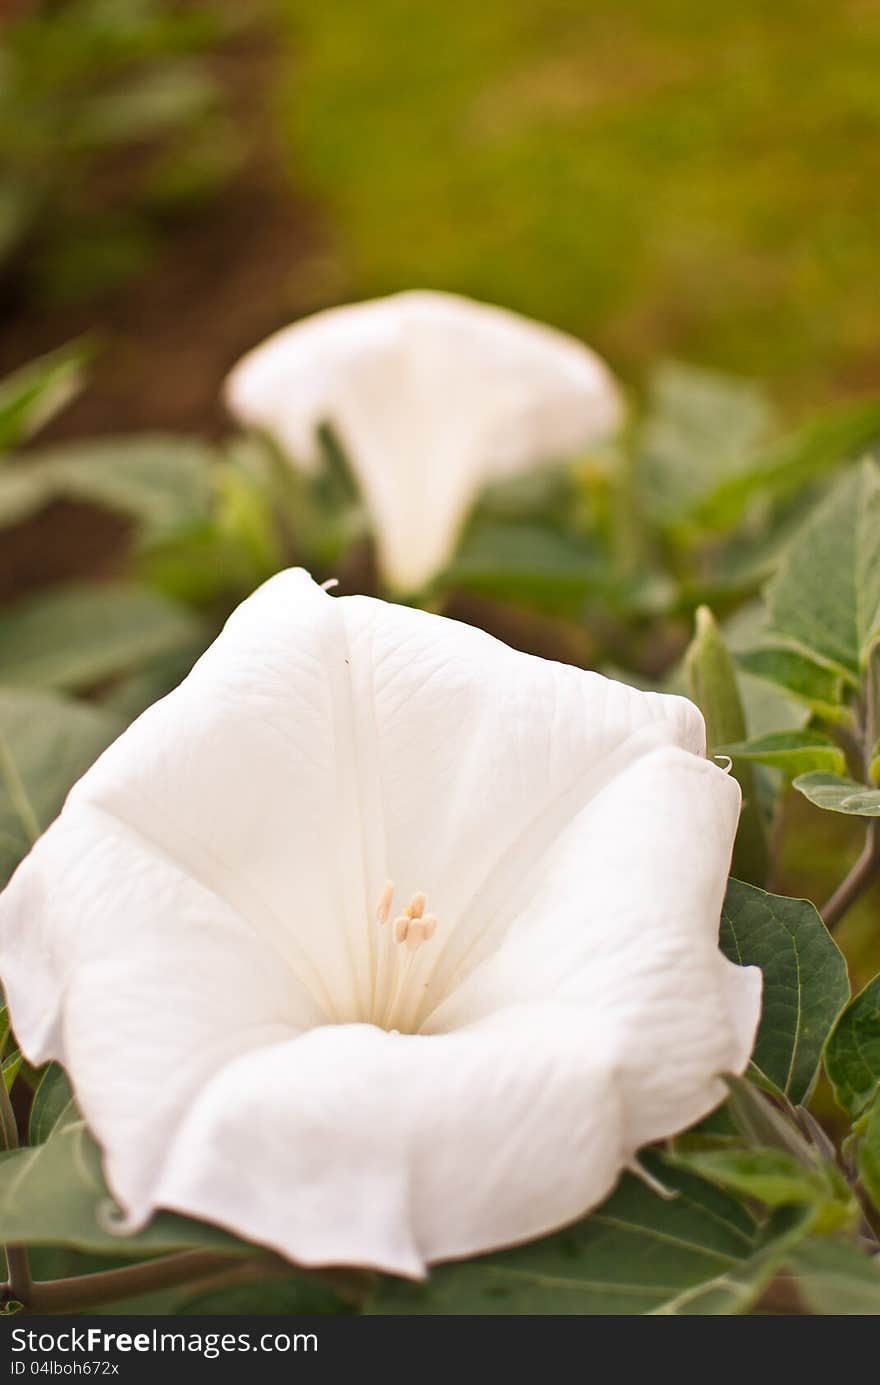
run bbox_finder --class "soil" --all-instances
[0,29,338,599]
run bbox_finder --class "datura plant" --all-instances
[0,332,879,1317]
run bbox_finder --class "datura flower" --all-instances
[0,570,760,1278]
[225,290,623,593]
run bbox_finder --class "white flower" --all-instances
[0,570,759,1278]
[225,291,623,593]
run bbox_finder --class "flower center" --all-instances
[371,879,438,1031]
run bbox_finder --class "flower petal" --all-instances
[52,569,386,1026]
[338,589,708,1030]
[226,291,623,591]
[150,1005,623,1277]
[425,745,761,1147]
[0,805,316,1210]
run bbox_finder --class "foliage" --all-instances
[0,0,248,301]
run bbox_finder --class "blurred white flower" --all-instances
[225,291,623,592]
[0,570,759,1277]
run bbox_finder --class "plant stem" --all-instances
[4,1245,371,1315]
[822,819,880,930]
[0,1073,32,1309]
[22,1252,245,1314]
[821,648,880,930]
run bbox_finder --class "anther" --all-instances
[376,879,395,924]
[406,892,427,919]
[421,914,437,940]
[394,916,410,944]
[405,920,425,952]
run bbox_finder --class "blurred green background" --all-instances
[2,0,879,424]
[278,0,880,404]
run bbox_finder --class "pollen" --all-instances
[386,892,438,952]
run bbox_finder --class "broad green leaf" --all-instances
[177,1277,351,1316]
[765,458,880,678]
[0,583,203,693]
[638,362,775,526]
[825,976,880,1117]
[697,397,880,531]
[858,1100,880,1210]
[443,522,603,614]
[0,1100,246,1258]
[721,730,846,778]
[785,1237,880,1314]
[29,1064,73,1145]
[0,435,214,545]
[668,1148,856,1231]
[367,1160,805,1316]
[719,880,850,1103]
[793,771,880,816]
[684,608,768,884]
[0,344,87,455]
[735,646,845,719]
[0,688,122,886]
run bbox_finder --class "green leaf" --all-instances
[0,435,214,546]
[697,397,880,531]
[29,1064,73,1145]
[735,646,846,720]
[177,1277,351,1316]
[765,458,880,678]
[793,772,880,816]
[825,975,880,1117]
[0,344,88,455]
[77,65,217,146]
[2,1051,22,1092]
[0,1099,246,1258]
[719,880,850,1103]
[684,608,768,884]
[858,1099,880,1210]
[0,688,122,886]
[668,1148,851,1218]
[443,522,603,614]
[720,730,846,778]
[638,362,775,526]
[0,583,203,693]
[785,1238,880,1314]
[367,1159,804,1316]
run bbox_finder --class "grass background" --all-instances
[274,0,880,404]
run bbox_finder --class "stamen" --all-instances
[405,919,425,951]
[376,879,395,924]
[374,886,439,1030]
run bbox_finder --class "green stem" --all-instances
[822,647,880,929]
[0,1073,31,1309]
[822,820,880,930]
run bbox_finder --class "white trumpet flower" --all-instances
[225,291,623,593]
[0,570,760,1277]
